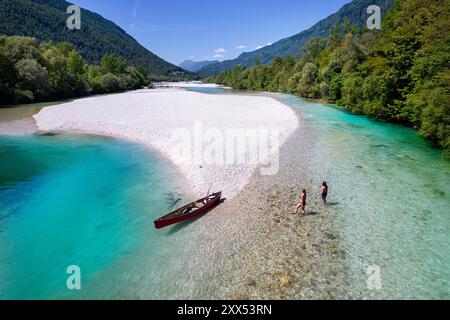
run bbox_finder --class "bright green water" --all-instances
[276,94,450,299]
[186,87,236,95]
[0,134,187,299]
[186,87,450,298]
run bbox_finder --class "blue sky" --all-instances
[73,0,351,65]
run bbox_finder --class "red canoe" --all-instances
[154,192,222,229]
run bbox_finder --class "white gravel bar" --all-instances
[34,87,298,198]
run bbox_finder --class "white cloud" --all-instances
[213,54,224,58]
[214,48,226,54]
[256,42,273,50]
[236,45,247,50]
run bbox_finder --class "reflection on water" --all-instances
[0,101,66,122]
[0,101,69,135]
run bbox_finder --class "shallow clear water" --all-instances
[188,88,450,298]
[186,87,235,95]
[275,94,450,299]
[0,134,188,299]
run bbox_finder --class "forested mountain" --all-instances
[198,0,396,77]
[0,0,188,78]
[179,60,219,72]
[209,0,449,157]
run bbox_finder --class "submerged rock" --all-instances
[279,275,290,287]
[245,277,256,286]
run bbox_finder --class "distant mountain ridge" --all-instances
[0,0,189,78]
[179,60,219,72]
[198,0,396,77]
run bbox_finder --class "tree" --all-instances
[302,38,327,63]
[15,58,51,102]
[329,24,342,49]
[67,50,85,75]
[100,73,123,92]
[56,42,76,56]
[101,54,128,75]
[0,35,152,104]
[296,63,319,97]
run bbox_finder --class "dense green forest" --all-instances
[0,0,190,78]
[0,35,153,105]
[209,0,449,157]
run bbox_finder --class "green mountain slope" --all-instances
[179,60,219,72]
[0,0,187,77]
[209,0,449,157]
[198,0,396,77]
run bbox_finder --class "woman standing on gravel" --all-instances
[321,181,328,205]
[295,189,307,214]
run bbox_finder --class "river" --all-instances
[1,91,449,299]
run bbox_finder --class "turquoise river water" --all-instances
[188,87,450,299]
[0,134,189,299]
[0,89,449,299]
[277,94,449,299]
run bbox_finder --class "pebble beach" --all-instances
[34,87,298,199]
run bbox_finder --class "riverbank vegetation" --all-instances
[208,0,449,157]
[0,35,153,105]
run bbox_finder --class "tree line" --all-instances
[0,35,153,105]
[208,0,449,157]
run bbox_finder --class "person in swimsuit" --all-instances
[321,181,328,205]
[295,189,307,214]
